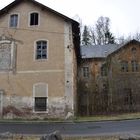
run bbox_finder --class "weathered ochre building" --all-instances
[107,40,140,112]
[0,0,80,119]
[78,40,140,116]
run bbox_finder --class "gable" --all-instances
[0,0,77,24]
[108,40,140,58]
[0,0,80,57]
[107,40,140,65]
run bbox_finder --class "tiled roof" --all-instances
[80,44,121,58]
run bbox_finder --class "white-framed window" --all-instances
[30,12,39,26]
[33,83,48,112]
[35,40,48,60]
[9,14,18,28]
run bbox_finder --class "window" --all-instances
[0,42,12,70]
[30,12,39,26]
[131,47,136,53]
[9,14,18,27]
[121,61,128,72]
[36,40,47,60]
[33,83,48,112]
[101,64,107,76]
[131,60,138,72]
[82,67,89,78]
[35,97,47,111]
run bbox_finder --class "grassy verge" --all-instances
[74,112,140,122]
[0,112,140,123]
[63,136,119,140]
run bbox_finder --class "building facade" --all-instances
[78,40,140,116]
[0,0,80,119]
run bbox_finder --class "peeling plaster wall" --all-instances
[2,95,66,119]
[64,22,74,115]
[0,1,77,119]
[107,43,140,112]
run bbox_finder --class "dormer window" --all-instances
[30,12,39,26]
[9,14,18,28]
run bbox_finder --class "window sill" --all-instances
[35,59,48,62]
[29,25,39,28]
[33,110,48,114]
[9,26,18,29]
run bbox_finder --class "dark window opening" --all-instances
[131,47,136,53]
[30,13,39,26]
[121,61,128,72]
[35,97,47,111]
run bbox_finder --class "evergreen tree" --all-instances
[82,25,91,45]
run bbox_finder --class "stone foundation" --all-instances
[1,95,74,119]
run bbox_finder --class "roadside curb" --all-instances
[0,117,140,124]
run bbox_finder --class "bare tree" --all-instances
[89,16,115,45]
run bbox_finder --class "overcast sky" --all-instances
[0,0,140,37]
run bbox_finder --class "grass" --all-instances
[0,112,140,123]
[74,112,140,122]
[63,136,119,140]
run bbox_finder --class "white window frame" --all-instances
[33,83,48,113]
[9,13,19,28]
[0,90,3,116]
[28,11,40,27]
[34,39,49,61]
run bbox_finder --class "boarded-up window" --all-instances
[0,44,11,70]
[33,83,48,112]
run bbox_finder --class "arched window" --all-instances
[131,47,136,53]
[35,40,48,60]
[30,12,39,26]
[33,83,48,112]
